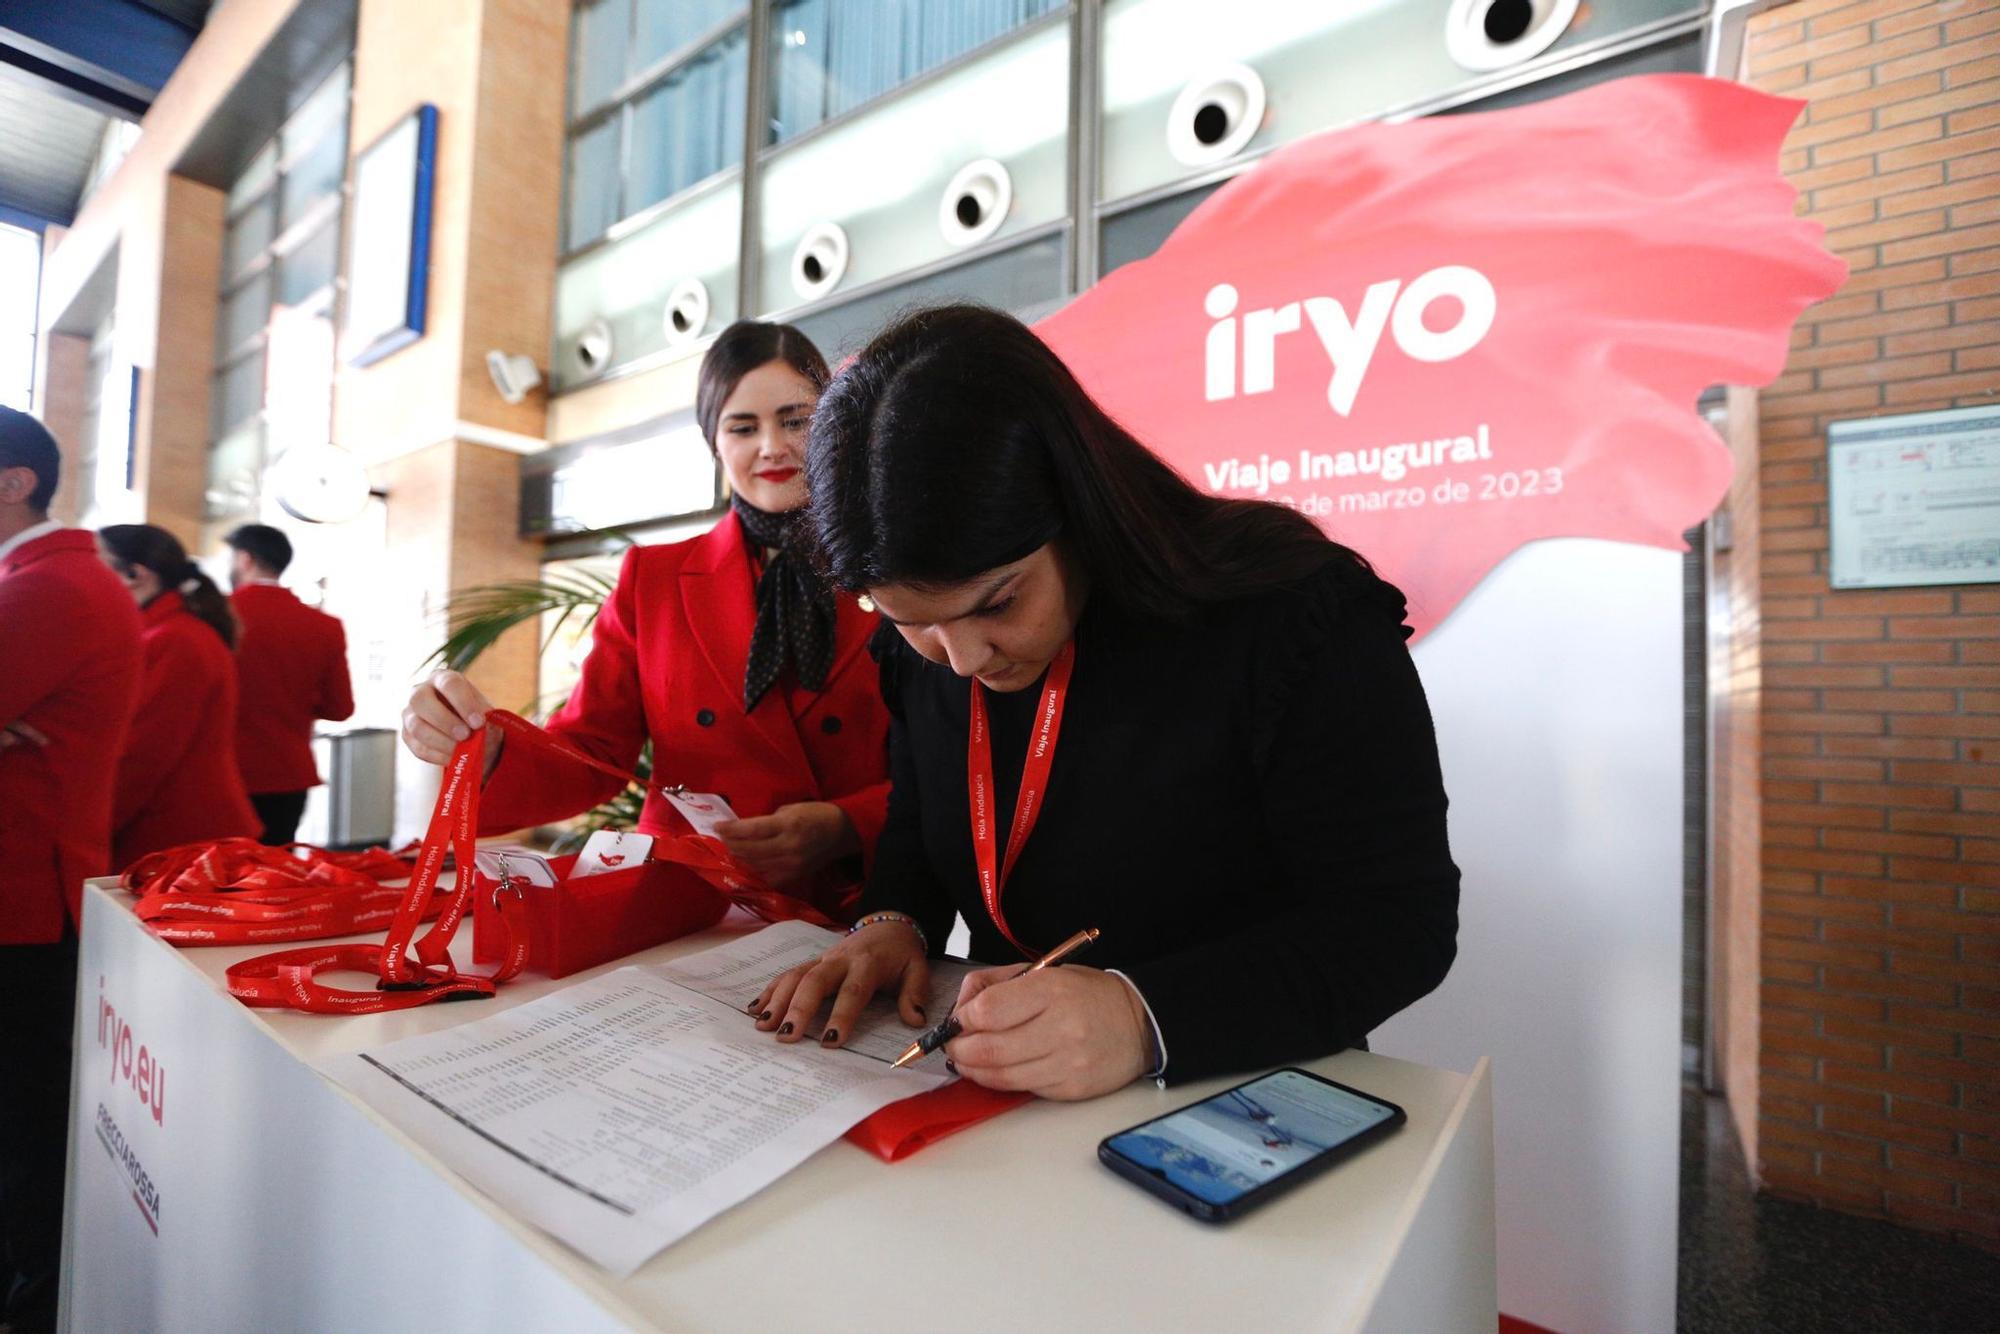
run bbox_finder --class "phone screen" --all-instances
[1103,1069,1397,1207]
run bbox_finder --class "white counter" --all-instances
[61,879,1494,1333]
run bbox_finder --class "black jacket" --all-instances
[860,556,1461,1083]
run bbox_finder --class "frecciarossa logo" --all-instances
[94,977,165,1236]
[1037,74,1847,641]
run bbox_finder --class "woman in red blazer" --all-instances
[98,525,261,871]
[403,322,890,921]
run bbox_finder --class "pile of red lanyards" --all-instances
[121,710,832,1015]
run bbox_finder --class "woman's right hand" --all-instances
[401,669,502,768]
[749,918,930,1048]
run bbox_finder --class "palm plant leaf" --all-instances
[425,559,626,675]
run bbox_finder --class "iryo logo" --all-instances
[96,977,166,1127]
[1202,266,1497,415]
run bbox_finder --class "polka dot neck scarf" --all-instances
[733,495,836,713]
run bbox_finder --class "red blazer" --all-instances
[231,582,354,792]
[112,592,261,872]
[479,513,892,916]
[0,528,143,941]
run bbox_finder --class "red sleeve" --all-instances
[0,574,82,726]
[317,618,355,722]
[114,632,206,837]
[828,780,891,875]
[477,548,648,834]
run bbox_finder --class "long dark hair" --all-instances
[806,304,1366,620]
[694,320,830,452]
[98,524,239,648]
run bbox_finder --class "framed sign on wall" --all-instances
[1828,404,2000,590]
[341,103,438,367]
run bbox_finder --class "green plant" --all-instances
[426,547,646,849]
[424,561,624,676]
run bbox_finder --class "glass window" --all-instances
[223,193,276,283]
[0,334,32,412]
[0,223,39,411]
[284,62,350,160]
[1096,181,1219,277]
[280,120,348,230]
[1098,0,1701,204]
[564,10,750,257]
[207,57,348,534]
[635,0,742,72]
[565,117,624,251]
[226,142,278,216]
[757,17,1069,315]
[791,230,1066,361]
[572,0,633,116]
[216,273,272,360]
[1436,29,1704,116]
[277,219,341,307]
[552,179,742,388]
[629,29,748,215]
[213,348,267,439]
[204,419,265,523]
[768,0,1064,144]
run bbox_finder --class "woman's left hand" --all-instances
[713,801,858,889]
[945,966,1151,1101]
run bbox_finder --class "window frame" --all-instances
[561,3,752,257]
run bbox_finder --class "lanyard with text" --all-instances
[225,723,519,1013]
[967,640,1076,957]
[222,710,837,1014]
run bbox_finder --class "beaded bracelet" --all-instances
[848,911,928,955]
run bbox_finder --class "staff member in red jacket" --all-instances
[403,321,891,922]
[97,525,261,870]
[0,407,142,1334]
[224,523,355,845]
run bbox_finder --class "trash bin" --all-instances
[323,727,397,849]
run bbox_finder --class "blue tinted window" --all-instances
[629,28,749,214]
[572,0,632,116]
[769,0,1064,143]
[566,118,623,250]
[635,0,744,71]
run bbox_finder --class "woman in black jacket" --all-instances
[751,304,1460,1099]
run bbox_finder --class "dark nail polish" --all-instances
[759,1010,772,1021]
[821,1028,840,1046]
[778,1022,794,1036]
[945,1058,958,1075]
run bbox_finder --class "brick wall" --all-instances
[1743,0,1999,1251]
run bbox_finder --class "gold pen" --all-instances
[891,926,1102,1069]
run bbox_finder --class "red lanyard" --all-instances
[967,641,1075,957]
[215,710,837,1014]
[124,841,428,944]
[224,724,519,1013]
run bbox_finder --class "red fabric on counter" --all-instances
[844,1080,1033,1162]
[121,838,429,945]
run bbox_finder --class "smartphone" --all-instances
[1098,1067,1406,1222]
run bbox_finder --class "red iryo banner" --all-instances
[1037,74,1847,641]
